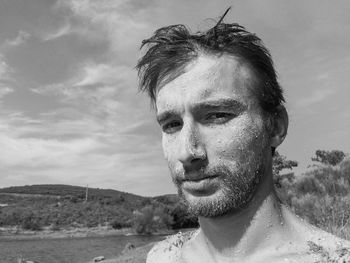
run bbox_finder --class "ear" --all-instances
[270,105,288,148]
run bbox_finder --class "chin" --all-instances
[179,187,250,218]
[172,155,267,218]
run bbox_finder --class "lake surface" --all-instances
[0,235,165,263]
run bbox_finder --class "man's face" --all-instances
[156,53,271,217]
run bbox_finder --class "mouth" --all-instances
[182,174,218,182]
[181,175,219,195]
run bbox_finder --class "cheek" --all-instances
[161,135,174,162]
[207,120,268,160]
[162,136,181,177]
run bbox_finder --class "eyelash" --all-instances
[204,112,235,124]
[162,120,182,134]
[161,112,235,133]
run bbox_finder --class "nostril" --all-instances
[191,156,205,164]
[177,123,206,165]
[178,146,207,166]
[183,156,208,173]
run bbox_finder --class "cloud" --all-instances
[0,133,101,167]
[74,62,128,86]
[0,54,14,99]
[294,70,338,109]
[31,61,140,126]
[0,55,12,80]
[0,110,102,169]
[31,0,154,129]
[296,88,335,108]
[57,0,156,60]
[0,106,167,195]
[40,18,103,43]
[0,0,175,195]
[2,31,30,48]
[0,86,14,99]
[41,23,72,41]
[33,61,134,92]
[1,54,160,193]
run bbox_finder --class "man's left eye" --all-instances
[204,112,234,124]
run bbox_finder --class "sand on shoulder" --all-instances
[85,242,155,263]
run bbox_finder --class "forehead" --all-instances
[156,53,259,111]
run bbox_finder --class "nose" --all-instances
[177,122,207,169]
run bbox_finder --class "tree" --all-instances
[133,205,173,234]
[170,201,199,229]
[21,212,42,231]
[311,150,346,166]
[272,151,298,188]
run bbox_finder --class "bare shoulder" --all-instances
[302,226,350,262]
[268,238,350,263]
[305,238,350,262]
[253,229,350,263]
[280,206,350,262]
[146,230,198,263]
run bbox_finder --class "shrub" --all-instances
[110,219,131,229]
[170,202,198,229]
[278,155,350,240]
[21,214,42,231]
[312,150,345,166]
[132,205,173,235]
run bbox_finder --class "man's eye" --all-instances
[162,121,182,134]
[205,112,234,124]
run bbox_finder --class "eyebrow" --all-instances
[156,98,246,124]
[192,98,246,113]
[156,110,178,124]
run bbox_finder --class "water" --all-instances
[0,235,164,263]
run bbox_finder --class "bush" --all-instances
[21,213,42,231]
[278,156,350,240]
[171,202,198,229]
[133,205,173,235]
[110,219,131,229]
[0,210,21,226]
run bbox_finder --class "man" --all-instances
[136,13,350,263]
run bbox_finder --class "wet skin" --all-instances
[149,53,350,263]
[156,53,270,216]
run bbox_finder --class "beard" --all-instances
[170,148,267,218]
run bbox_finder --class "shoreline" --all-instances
[0,226,173,240]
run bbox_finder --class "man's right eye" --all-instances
[162,121,182,134]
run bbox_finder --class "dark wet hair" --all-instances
[136,11,284,117]
[137,11,285,155]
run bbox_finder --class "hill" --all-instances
[0,184,149,206]
[0,184,197,233]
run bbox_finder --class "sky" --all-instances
[0,0,349,196]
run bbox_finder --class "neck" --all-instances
[197,170,285,260]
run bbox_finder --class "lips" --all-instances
[182,174,218,182]
[181,175,219,195]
